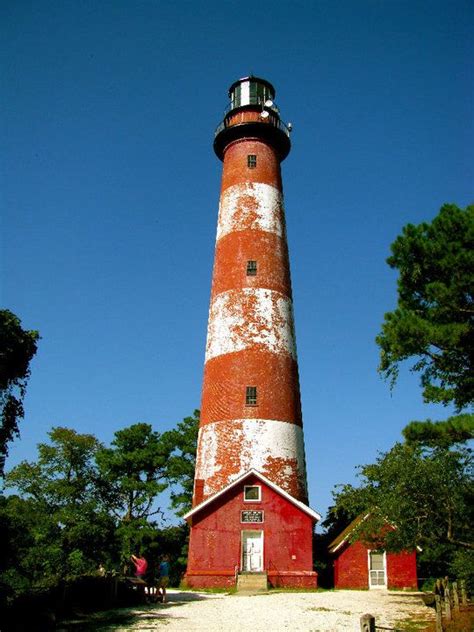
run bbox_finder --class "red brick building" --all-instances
[184,470,320,588]
[328,515,418,590]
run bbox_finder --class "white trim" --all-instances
[244,485,261,502]
[183,468,321,522]
[368,549,387,589]
[329,513,371,554]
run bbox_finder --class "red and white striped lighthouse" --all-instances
[185,77,319,589]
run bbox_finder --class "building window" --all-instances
[245,386,257,406]
[246,260,257,276]
[244,485,261,501]
[247,154,257,168]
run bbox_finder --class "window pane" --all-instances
[232,84,241,108]
[247,260,257,276]
[246,386,257,405]
[244,486,260,500]
[370,552,384,570]
[247,154,257,168]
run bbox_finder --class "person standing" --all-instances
[130,554,148,580]
[157,555,170,603]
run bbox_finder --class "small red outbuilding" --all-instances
[328,514,418,590]
[184,469,320,589]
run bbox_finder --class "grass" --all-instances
[268,586,330,593]
[178,585,237,594]
[394,619,431,632]
[308,606,352,615]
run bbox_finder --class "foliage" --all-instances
[376,204,474,410]
[0,310,39,474]
[96,423,170,523]
[403,413,474,448]
[95,423,172,562]
[320,505,357,541]
[4,427,117,587]
[7,427,101,507]
[162,410,199,515]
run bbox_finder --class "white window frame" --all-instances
[368,549,387,589]
[244,485,261,502]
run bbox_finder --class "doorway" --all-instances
[241,530,263,572]
[368,550,387,589]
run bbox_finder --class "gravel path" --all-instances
[114,589,434,631]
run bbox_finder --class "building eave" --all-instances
[183,469,321,522]
[328,513,371,554]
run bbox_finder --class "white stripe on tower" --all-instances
[205,288,297,362]
[196,420,308,499]
[217,182,284,240]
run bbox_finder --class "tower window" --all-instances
[247,154,257,168]
[245,386,257,406]
[246,260,257,276]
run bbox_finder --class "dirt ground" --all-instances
[61,588,438,631]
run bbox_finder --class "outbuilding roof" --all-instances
[328,513,371,554]
[183,469,321,522]
[328,513,421,555]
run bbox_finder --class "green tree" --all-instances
[4,427,116,588]
[95,423,171,561]
[403,413,474,448]
[376,204,474,409]
[162,410,199,516]
[0,310,39,474]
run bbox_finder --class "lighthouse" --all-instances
[184,77,320,589]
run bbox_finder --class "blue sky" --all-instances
[2,1,473,523]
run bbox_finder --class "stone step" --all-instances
[236,572,268,592]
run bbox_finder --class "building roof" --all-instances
[183,468,321,522]
[328,513,421,555]
[328,513,371,554]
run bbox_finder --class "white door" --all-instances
[242,531,263,572]
[368,551,387,589]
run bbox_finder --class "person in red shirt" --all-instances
[130,554,148,580]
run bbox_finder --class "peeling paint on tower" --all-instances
[194,77,308,505]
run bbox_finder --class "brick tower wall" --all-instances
[194,131,308,504]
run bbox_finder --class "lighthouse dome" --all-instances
[228,76,276,110]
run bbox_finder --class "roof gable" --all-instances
[183,469,321,522]
[328,513,408,554]
[328,513,371,554]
